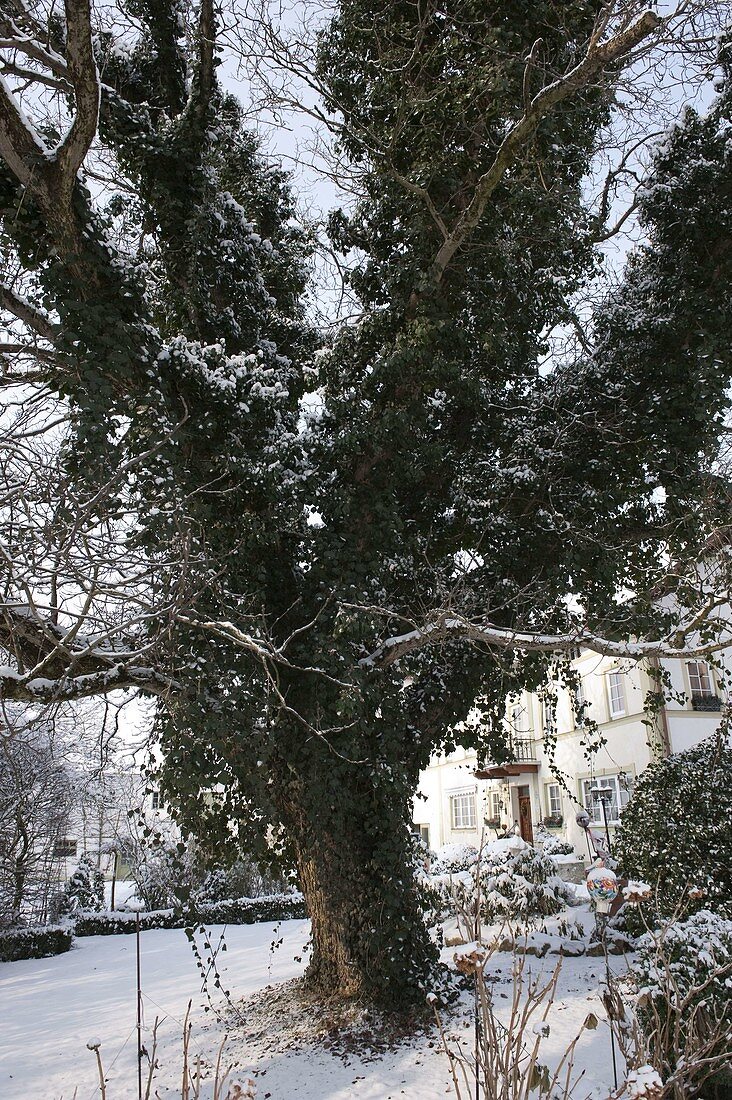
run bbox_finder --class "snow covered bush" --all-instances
[535,824,574,857]
[476,839,571,926]
[432,838,570,929]
[0,925,73,962]
[629,910,732,1098]
[615,735,732,920]
[431,843,478,875]
[54,854,105,917]
[73,893,307,935]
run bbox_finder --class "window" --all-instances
[487,790,502,822]
[450,791,477,830]
[510,702,529,733]
[607,670,626,718]
[151,791,160,809]
[687,661,714,697]
[581,775,631,825]
[53,839,77,858]
[573,680,586,726]
[412,824,430,846]
[546,783,562,818]
[687,660,721,711]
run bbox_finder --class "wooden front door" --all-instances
[518,789,534,844]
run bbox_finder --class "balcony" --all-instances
[474,738,539,780]
[512,738,537,762]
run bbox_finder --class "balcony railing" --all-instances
[481,738,538,763]
[691,693,722,712]
[475,738,538,779]
[512,738,537,762]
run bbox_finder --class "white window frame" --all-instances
[607,670,626,718]
[581,775,630,825]
[687,660,714,698]
[450,790,477,830]
[487,790,502,821]
[545,782,562,818]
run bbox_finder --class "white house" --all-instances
[413,652,726,856]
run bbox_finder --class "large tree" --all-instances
[1,0,731,1008]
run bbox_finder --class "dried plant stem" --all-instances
[142,1017,160,1100]
[181,1001,192,1100]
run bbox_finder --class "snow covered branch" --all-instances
[360,611,732,669]
[0,605,178,702]
[0,283,59,342]
[0,663,177,703]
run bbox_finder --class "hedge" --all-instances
[74,892,307,936]
[0,925,73,962]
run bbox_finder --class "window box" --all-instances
[691,693,722,712]
[543,814,563,828]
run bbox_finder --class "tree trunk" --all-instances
[274,746,439,1011]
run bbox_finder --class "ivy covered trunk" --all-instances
[271,728,438,1009]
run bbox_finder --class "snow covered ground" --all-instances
[0,916,625,1100]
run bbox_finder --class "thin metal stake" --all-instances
[136,910,143,1100]
[601,914,619,1091]
[599,794,612,855]
[474,974,480,1100]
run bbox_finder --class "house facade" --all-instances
[413,652,726,856]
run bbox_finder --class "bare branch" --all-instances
[54,0,100,190]
[423,9,662,292]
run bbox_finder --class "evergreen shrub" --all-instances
[631,910,732,1096]
[536,823,574,856]
[477,839,571,925]
[431,843,478,876]
[430,839,570,927]
[0,925,73,962]
[55,854,105,918]
[615,735,732,920]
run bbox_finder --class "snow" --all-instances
[1,917,626,1100]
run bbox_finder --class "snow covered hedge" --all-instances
[430,839,571,927]
[74,892,307,936]
[615,734,732,919]
[0,925,73,962]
